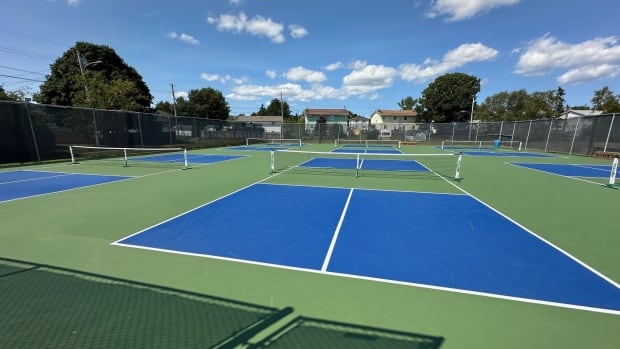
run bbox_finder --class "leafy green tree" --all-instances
[176,87,230,119]
[397,96,418,110]
[419,72,480,122]
[253,98,290,117]
[592,86,620,113]
[36,42,152,111]
[0,86,28,101]
[477,89,564,121]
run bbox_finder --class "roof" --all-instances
[372,109,418,117]
[558,109,604,119]
[304,108,350,115]
[235,115,283,122]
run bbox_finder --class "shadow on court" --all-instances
[0,257,444,349]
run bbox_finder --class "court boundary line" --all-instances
[321,188,353,272]
[441,166,620,291]
[506,162,610,186]
[114,230,620,316]
[0,172,134,204]
[110,169,620,316]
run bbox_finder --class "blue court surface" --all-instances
[510,163,613,178]
[116,183,620,313]
[0,170,131,203]
[134,153,244,164]
[461,151,552,157]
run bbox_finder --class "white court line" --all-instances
[321,188,354,272]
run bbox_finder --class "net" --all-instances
[441,139,522,151]
[246,138,302,147]
[69,145,188,168]
[271,149,462,179]
[336,139,401,148]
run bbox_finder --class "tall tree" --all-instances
[176,87,230,119]
[397,96,418,110]
[0,86,27,101]
[477,89,560,121]
[419,72,480,122]
[254,98,290,117]
[36,42,152,111]
[592,86,620,113]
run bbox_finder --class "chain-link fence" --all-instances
[1,100,618,164]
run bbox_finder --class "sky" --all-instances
[1,0,620,117]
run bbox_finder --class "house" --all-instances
[557,108,604,119]
[303,108,350,125]
[369,109,418,130]
[235,115,283,136]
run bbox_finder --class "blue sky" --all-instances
[1,0,619,116]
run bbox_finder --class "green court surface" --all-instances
[0,144,618,348]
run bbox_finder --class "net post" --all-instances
[123,148,128,167]
[518,141,523,152]
[355,153,360,178]
[334,139,337,148]
[246,138,250,146]
[270,150,275,173]
[455,153,463,179]
[69,146,77,164]
[441,140,445,150]
[398,140,401,149]
[299,139,302,147]
[609,156,618,186]
[183,148,188,169]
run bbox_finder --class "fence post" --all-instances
[24,101,41,162]
[569,116,580,155]
[604,114,615,152]
[545,119,553,152]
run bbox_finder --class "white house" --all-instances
[235,115,283,136]
[369,109,418,130]
[557,109,604,119]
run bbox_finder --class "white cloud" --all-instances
[285,67,327,84]
[289,24,308,39]
[67,0,79,6]
[557,64,620,85]
[265,70,277,79]
[426,0,521,21]
[399,42,498,83]
[166,32,200,45]
[200,73,248,84]
[208,12,285,43]
[515,35,620,83]
[229,0,243,5]
[324,62,344,71]
[342,64,397,94]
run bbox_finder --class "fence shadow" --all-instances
[0,257,444,348]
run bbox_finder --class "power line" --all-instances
[0,46,55,60]
[0,65,48,76]
[0,74,45,83]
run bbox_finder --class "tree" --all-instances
[419,72,480,122]
[397,96,418,110]
[0,86,28,101]
[36,42,152,111]
[254,98,291,118]
[592,86,620,113]
[477,89,564,121]
[175,87,230,119]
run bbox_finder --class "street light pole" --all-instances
[76,50,102,145]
